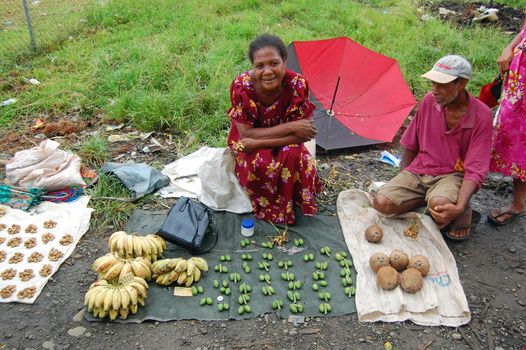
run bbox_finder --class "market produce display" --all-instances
[369,250,430,293]
[0,199,93,304]
[84,276,149,320]
[108,231,166,262]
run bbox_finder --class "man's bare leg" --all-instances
[373,194,426,216]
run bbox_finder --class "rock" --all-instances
[509,247,517,253]
[518,300,526,307]
[42,341,55,350]
[67,326,86,337]
[289,330,298,336]
[452,332,462,340]
[72,309,85,322]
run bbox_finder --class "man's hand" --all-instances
[290,119,317,141]
[429,203,464,226]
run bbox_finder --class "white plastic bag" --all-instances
[5,139,85,191]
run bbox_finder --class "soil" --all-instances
[0,117,525,350]
[0,3,525,347]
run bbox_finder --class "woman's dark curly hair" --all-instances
[248,34,287,63]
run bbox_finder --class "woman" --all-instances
[227,34,322,224]
[488,19,526,225]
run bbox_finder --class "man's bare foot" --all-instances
[447,206,473,240]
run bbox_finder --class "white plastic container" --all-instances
[241,218,255,237]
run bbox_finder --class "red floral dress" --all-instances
[227,69,322,224]
[491,24,526,181]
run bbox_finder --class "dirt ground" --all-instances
[1,2,526,349]
[0,130,525,350]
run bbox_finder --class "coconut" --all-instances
[400,268,424,293]
[408,255,430,277]
[377,266,399,290]
[365,224,383,243]
[389,250,409,272]
[369,252,390,273]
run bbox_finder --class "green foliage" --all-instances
[85,173,136,231]
[0,0,522,146]
[77,134,109,166]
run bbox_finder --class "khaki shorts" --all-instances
[377,171,463,206]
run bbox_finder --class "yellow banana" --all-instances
[132,236,143,257]
[120,287,130,310]
[175,259,187,273]
[98,308,108,318]
[137,296,145,307]
[189,257,208,272]
[184,274,194,287]
[92,308,100,318]
[139,237,152,257]
[108,309,118,321]
[193,267,201,282]
[92,254,118,273]
[125,235,134,258]
[108,231,126,252]
[129,282,147,298]
[111,288,122,311]
[96,288,109,309]
[168,270,180,283]
[102,287,113,312]
[104,261,124,281]
[118,262,133,282]
[125,285,138,305]
[117,234,126,257]
[186,260,196,277]
[130,303,138,314]
[119,307,129,320]
[176,271,187,285]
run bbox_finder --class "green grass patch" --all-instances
[0,0,522,147]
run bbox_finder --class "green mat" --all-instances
[86,210,356,323]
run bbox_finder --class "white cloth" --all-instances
[5,139,85,191]
[160,147,252,213]
[337,189,470,327]
[0,197,93,304]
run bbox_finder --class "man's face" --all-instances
[252,47,286,93]
[431,79,465,106]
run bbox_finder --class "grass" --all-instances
[76,134,109,166]
[1,0,522,140]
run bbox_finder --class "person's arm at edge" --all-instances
[498,30,523,77]
[400,147,417,170]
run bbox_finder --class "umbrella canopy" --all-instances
[287,37,416,150]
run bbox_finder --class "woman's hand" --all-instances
[238,138,258,153]
[498,46,515,77]
[290,119,317,142]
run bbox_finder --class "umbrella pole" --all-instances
[328,76,341,115]
[326,76,341,149]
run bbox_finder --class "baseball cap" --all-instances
[421,55,472,83]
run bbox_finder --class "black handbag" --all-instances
[157,197,218,254]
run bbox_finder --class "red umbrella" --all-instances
[287,37,416,150]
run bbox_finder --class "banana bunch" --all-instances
[151,257,208,287]
[108,231,166,262]
[92,253,152,282]
[84,276,149,320]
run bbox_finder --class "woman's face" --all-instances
[252,47,286,93]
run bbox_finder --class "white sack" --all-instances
[0,197,93,304]
[337,189,470,327]
[5,139,85,191]
[160,147,252,214]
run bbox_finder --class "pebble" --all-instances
[42,341,55,350]
[509,247,516,253]
[289,330,298,336]
[452,332,462,340]
[85,332,92,338]
[72,309,85,322]
[67,326,86,337]
[518,300,526,306]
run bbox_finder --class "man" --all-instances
[373,55,492,240]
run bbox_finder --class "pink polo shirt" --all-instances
[401,92,492,189]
